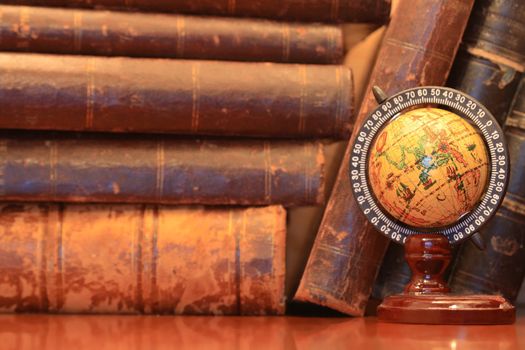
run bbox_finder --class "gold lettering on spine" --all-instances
[264,142,272,202]
[18,7,31,48]
[73,12,83,52]
[191,62,201,132]
[281,24,290,62]
[85,58,96,129]
[156,141,165,201]
[298,65,307,134]
[175,16,185,57]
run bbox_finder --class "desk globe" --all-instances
[349,86,515,325]
[368,107,489,228]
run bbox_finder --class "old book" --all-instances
[461,0,525,72]
[0,5,343,64]
[0,133,325,206]
[371,0,525,302]
[0,0,391,23]
[448,78,525,302]
[0,53,353,138]
[0,204,286,314]
[448,50,522,126]
[294,0,474,316]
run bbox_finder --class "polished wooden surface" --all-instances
[0,310,524,350]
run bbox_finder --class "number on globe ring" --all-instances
[349,86,509,245]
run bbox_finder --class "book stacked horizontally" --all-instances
[0,0,390,314]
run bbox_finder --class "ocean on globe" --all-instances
[368,107,489,228]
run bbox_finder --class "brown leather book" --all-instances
[0,53,353,138]
[293,0,474,316]
[0,0,391,23]
[372,0,525,302]
[448,77,525,302]
[0,204,286,314]
[0,5,343,64]
[0,133,325,206]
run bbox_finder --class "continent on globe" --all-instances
[368,107,489,228]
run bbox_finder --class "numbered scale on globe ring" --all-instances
[349,86,514,325]
[350,86,508,245]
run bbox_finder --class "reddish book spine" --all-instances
[0,0,391,23]
[0,5,343,64]
[0,204,286,314]
[0,53,353,138]
[0,133,325,206]
[294,0,474,316]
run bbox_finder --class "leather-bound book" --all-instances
[293,0,474,316]
[462,0,524,72]
[0,5,343,64]
[448,50,522,126]
[0,53,353,139]
[0,0,391,23]
[0,204,286,314]
[371,0,525,302]
[448,78,525,302]
[0,133,325,206]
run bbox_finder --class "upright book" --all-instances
[294,0,474,316]
[0,204,285,314]
[0,5,343,64]
[448,77,525,302]
[0,53,353,138]
[0,133,325,206]
[0,0,391,23]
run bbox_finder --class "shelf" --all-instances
[1,309,524,349]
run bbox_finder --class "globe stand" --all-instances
[377,234,515,324]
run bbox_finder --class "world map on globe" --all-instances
[368,107,489,228]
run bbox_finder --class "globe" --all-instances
[368,107,489,228]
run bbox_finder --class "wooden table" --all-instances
[0,310,523,349]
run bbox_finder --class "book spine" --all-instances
[293,0,474,316]
[448,78,525,302]
[0,53,353,138]
[0,0,391,23]
[0,134,325,206]
[0,5,343,64]
[462,0,525,72]
[0,204,286,314]
[448,50,523,126]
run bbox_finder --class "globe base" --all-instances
[378,294,515,324]
[377,234,515,324]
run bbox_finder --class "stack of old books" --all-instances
[0,0,390,314]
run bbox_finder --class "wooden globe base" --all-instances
[377,234,515,324]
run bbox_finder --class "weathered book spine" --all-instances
[461,0,525,72]
[293,0,474,316]
[0,5,343,64]
[0,204,286,314]
[0,53,353,138]
[0,0,391,23]
[448,78,525,302]
[448,50,522,126]
[0,133,325,206]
